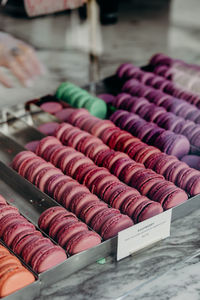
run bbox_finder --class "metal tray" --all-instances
[0,130,116,290]
[0,75,199,299]
[0,152,115,284]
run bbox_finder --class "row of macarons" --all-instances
[40,81,107,119]
[113,78,200,151]
[0,205,35,298]
[111,90,200,129]
[0,195,68,274]
[37,84,200,192]
[26,135,165,221]
[53,122,188,209]
[0,242,34,298]
[30,120,188,209]
[109,100,190,158]
[56,108,200,196]
[120,77,200,125]
[12,149,136,239]
[28,117,190,211]
[149,53,200,94]
[39,79,200,157]
[117,59,200,108]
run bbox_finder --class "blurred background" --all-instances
[0,0,200,107]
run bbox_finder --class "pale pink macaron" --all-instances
[40,102,63,114]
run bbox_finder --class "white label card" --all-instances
[117,210,172,261]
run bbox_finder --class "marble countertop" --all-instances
[0,0,200,299]
[37,207,200,300]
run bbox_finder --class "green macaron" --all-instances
[56,82,107,118]
[84,97,107,119]
[56,82,73,99]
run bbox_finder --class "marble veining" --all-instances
[35,208,200,300]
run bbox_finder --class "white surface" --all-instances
[117,210,172,261]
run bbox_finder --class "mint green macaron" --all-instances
[84,97,107,119]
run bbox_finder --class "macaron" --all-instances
[48,215,78,240]
[186,174,200,195]
[57,222,88,247]
[35,136,61,157]
[12,151,36,171]
[0,206,19,220]
[21,237,52,264]
[97,93,115,104]
[13,232,43,256]
[0,263,35,297]
[56,82,107,119]
[90,208,121,233]
[31,245,67,273]
[181,155,200,170]
[3,222,35,247]
[0,196,7,205]
[132,200,163,223]
[25,140,40,153]
[100,213,134,240]
[40,102,63,114]
[55,108,76,122]
[37,122,59,136]
[70,192,100,217]
[12,230,42,253]
[176,168,200,190]
[65,231,101,255]
[38,206,77,232]
[79,201,107,225]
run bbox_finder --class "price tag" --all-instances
[117,210,172,261]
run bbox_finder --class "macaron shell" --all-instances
[0,267,35,297]
[25,141,40,152]
[0,209,21,229]
[37,122,59,136]
[90,208,120,233]
[133,201,163,223]
[121,195,148,218]
[48,217,78,240]
[12,230,42,253]
[65,231,101,255]
[0,255,21,268]
[0,195,7,205]
[0,215,26,237]
[3,222,36,247]
[31,246,67,273]
[22,237,52,264]
[79,201,107,224]
[40,102,62,114]
[38,206,76,232]
[100,214,134,240]
[36,168,62,192]
[12,151,36,171]
[111,189,141,210]
[57,222,88,247]
[14,233,43,256]
[162,189,188,210]
[70,192,99,217]
[186,175,200,196]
